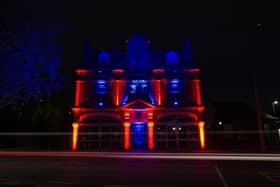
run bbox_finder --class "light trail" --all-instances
[0,151,280,161]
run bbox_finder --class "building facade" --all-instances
[71,34,205,151]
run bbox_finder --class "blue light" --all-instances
[127,34,150,72]
[97,80,106,84]
[149,92,156,105]
[131,80,148,84]
[166,51,178,65]
[96,80,108,94]
[169,79,181,94]
[122,95,128,105]
[98,51,110,64]
[98,102,103,107]
[131,123,146,148]
[170,79,180,83]
[174,101,179,106]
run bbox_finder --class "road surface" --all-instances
[0,152,280,186]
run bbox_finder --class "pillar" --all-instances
[147,121,155,150]
[185,69,202,106]
[111,80,126,106]
[123,111,130,150]
[112,69,126,106]
[151,69,166,106]
[72,122,79,151]
[75,69,93,107]
[75,80,83,106]
[147,111,155,150]
[151,80,165,106]
[198,121,205,149]
[191,80,201,106]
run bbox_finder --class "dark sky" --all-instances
[1,0,279,113]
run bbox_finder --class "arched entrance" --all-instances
[155,113,199,150]
[78,114,123,150]
[130,122,148,150]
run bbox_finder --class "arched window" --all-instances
[95,79,109,107]
[168,78,182,106]
[98,51,110,65]
[166,51,178,65]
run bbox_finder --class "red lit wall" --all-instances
[185,69,202,106]
[189,80,201,106]
[151,80,166,106]
[75,81,82,106]
[72,123,79,151]
[123,111,130,150]
[198,121,205,149]
[74,69,93,107]
[147,121,155,150]
[111,80,126,106]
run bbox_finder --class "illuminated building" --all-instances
[72,34,205,151]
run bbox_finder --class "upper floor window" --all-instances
[168,79,182,93]
[166,51,178,65]
[98,51,110,65]
[95,80,109,94]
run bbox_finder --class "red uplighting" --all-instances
[75,81,83,106]
[148,121,155,150]
[76,69,90,76]
[185,69,200,73]
[123,121,130,150]
[151,80,165,106]
[152,68,165,74]
[198,121,205,149]
[112,69,125,74]
[72,123,79,151]
[193,80,201,106]
[112,80,126,106]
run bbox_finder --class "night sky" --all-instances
[1,0,279,113]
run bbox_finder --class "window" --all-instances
[166,51,178,65]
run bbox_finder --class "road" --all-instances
[0,152,280,186]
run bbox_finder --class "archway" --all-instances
[79,114,123,150]
[155,113,199,150]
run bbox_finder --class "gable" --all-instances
[120,99,156,109]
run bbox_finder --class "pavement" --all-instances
[0,152,280,186]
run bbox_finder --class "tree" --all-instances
[0,22,64,108]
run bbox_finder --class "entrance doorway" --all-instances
[130,123,148,150]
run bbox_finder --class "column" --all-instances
[147,121,155,150]
[151,69,166,106]
[75,80,83,107]
[185,69,201,106]
[191,80,202,106]
[75,69,93,107]
[147,111,155,150]
[198,121,205,149]
[111,80,126,106]
[123,111,130,150]
[112,69,126,106]
[72,122,79,151]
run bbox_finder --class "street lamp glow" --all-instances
[218,121,223,125]
[272,100,279,115]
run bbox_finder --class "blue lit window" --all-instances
[129,84,137,94]
[127,80,150,102]
[168,79,182,93]
[95,80,109,107]
[168,79,182,107]
[166,51,178,65]
[98,51,110,65]
[96,80,109,94]
[122,95,128,105]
